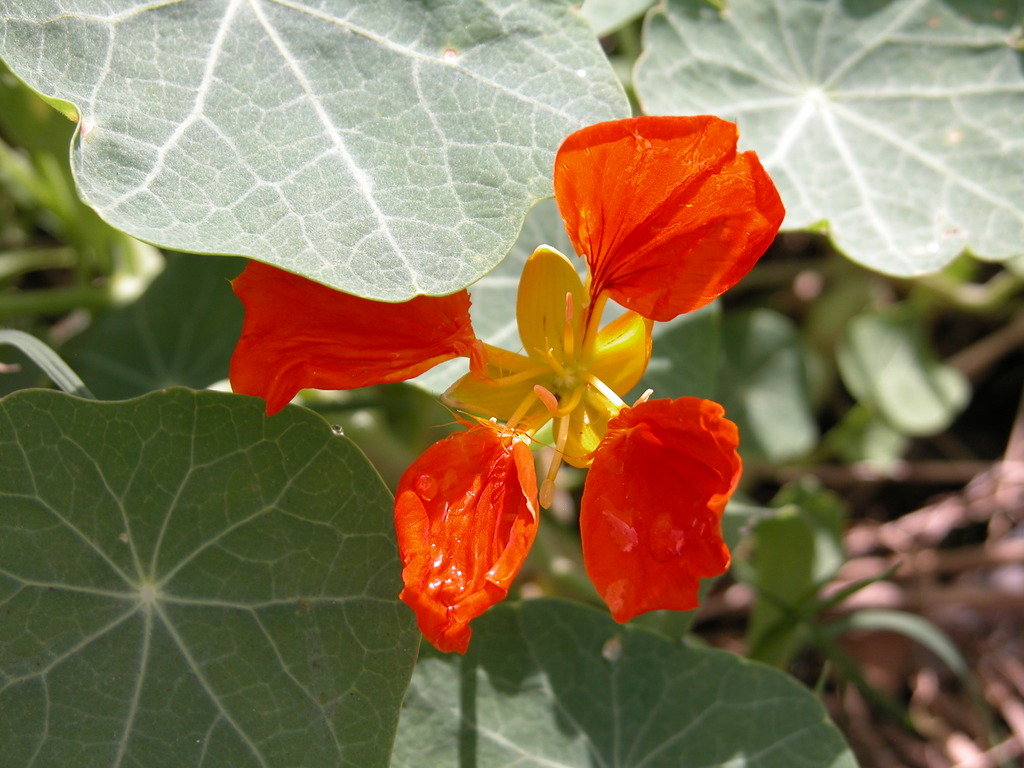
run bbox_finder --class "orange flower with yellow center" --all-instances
[230,116,785,654]
[444,243,654,502]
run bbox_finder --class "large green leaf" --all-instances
[62,252,245,400]
[392,598,857,768]
[0,388,418,768]
[0,1,628,300]
[635,0,1024,276]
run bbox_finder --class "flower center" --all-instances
[442,245,654,506]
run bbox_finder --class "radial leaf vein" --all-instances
[248,0,417,289]
[154,600,271,768]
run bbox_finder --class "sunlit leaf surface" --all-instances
[0,0,628,299]
[636,0,1024,276]
[392,599,857,768]
[0,388,418,768]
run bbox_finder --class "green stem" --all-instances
[0,247,78,281]
[0,284,115,319]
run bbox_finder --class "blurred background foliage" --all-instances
[2,2,1024,763]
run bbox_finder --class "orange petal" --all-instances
[394,425,538,653]
[230,261,478,414]
[580,397,740,622]
[554,116,785,322]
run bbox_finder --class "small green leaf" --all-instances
[823,609,970,681]
[715,309,818,463]
[392,598,857,768]
[836,305,970,436]
[826,402,910,470]
[635,0,1024,276]
[62,253,245,400]
[0,0,628,300]
[0,388,418,768]
[745,481,846,666]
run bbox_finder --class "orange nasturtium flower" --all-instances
[230,116,785,653]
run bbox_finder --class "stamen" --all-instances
[506,389,541,430]
[633,388,654,406]
[540,416,572,508]
[540,477,557,508]
[563,291,575,359]
[581,371,626,410]
[550,384,585,418]
[539,347,570,379]
[533,384,559,414]
[483,364,551,388]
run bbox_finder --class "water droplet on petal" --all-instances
[649,515,697,562]
[602,509,638,552]
[603,578,628,615]
[415,473,439,501]
[330,424,345,436]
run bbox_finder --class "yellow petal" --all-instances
[588,309,653,397]
[561,386,621,468]
[444,345,551,430]
[516,246,586,369]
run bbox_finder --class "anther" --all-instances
[533,384,559,414]
[633,388,654,406]
[563,291,575,357]
[540,477,556,508]
[539,415,571,508]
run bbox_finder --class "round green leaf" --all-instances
[392,598,857,768]
[635,0,1024,276]
[0,388,418,768]
[0,1,628,300]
